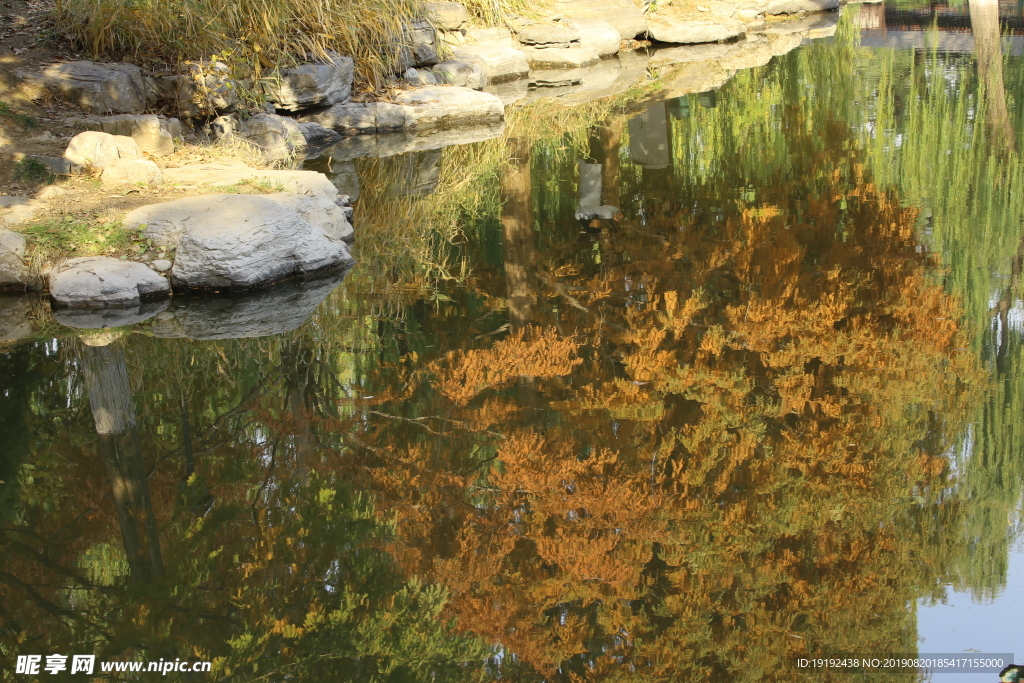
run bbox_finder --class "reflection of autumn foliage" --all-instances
[350,126,982,681]
[427,327,581,405]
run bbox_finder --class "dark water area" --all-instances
[2,5,1024,681]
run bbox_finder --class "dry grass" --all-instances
[53,0,427,88]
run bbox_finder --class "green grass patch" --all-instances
[0,101,41,130]
[13,158,54,184]
[18,216,153,261]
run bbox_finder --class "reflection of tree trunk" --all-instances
[971,0,1016,151]
[501,136,536,329]
[590,120,622,211]
[80,343,163,584]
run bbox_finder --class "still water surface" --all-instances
[2,5,1023,681]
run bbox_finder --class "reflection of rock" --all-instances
[297,122,343,160]
[49,257,171,307]
[126,194,354,290]
[0,296,33,342]
[528,51,649,103]
[151,274,346,340]
[326,160,361,201]
[628,102,672,169]
[392,149,443,196]
[483,79,531,105]
[51,298,169,329]
[322,121,505,161]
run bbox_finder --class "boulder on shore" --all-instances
[393,87,505,131]
[423,1,470,30]
[266,54,354,112]
[74,114,181,156]
[49,257,171,308]
[451,45,530,84]
[211,113,307,161]
[558,18,622,57]
[147,61,238,117]
[100,158,163,189]
[552,0,647,39]
[646,16,745,44]
[123,193,354,290]
[22,61,146,114]
[0,230,29,288]
[64,131,142,172]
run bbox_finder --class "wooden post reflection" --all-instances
[501,136,537,329]
[970,0,1017,151]
[79,340,163,584]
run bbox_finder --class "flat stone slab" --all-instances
[160,162,339,199]
[559,18,622,57]
[100,158,163,189]
[451,45,530,84]
[393,87,505,131]
[22,61,146,114]
[516,24,581,46]
[552,0,647,39]
[647,16,745,44]
[520,45,601,69]
[764,0,839,13]
[124,193,354,290]
[49,257,171,308]
[301,102,411,134]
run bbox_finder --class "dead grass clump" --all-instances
[53,0,425,88]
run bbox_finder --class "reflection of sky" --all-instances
[917,542,1024,682]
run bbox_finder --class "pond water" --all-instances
[2,4,1024,681]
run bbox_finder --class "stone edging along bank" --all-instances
[1,0,867,325]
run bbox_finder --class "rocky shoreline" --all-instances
[1,0,865,341]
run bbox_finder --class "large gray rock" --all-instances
[0,230,29,288]
[26,61,146,114]
[161,162,339,198]
[552,0,647,39]
[296,122,343,159]
[49,257,170,308]
[212,113,307,161]
[0,296,33,342]
[764,0,839,13]
[123,194,354,290]
[393,87,505,131]
[558,18,622,56]
[452,45,530,84]
[82,114,181,156]
[267,54,354,111]
[649,41,736,66]
[147,62,238,117]
[301,102,409,134]
[100,158,163,189]
[424,1,470,30]
[516,24,581,47]
[520,45,601,68]
[431,60,486,89]
[64,131,141,172]
[647,16,745,44]
[150,274,345,339]
[397,18,441,71]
